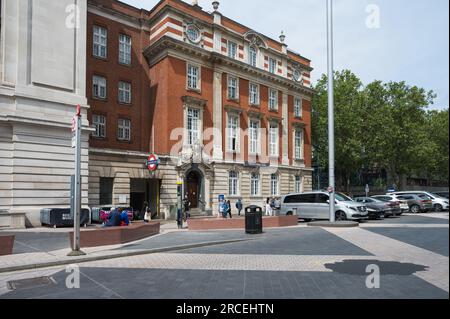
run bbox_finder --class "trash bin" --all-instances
[245,205,263,234]
[40,208,90,228]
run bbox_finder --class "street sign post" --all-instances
[327,0,336,223]
[68,105,85,256]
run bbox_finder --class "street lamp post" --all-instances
[327,0,336,223]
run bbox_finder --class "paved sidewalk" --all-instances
[0,223,254,273]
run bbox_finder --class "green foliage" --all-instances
[312,70,448,189]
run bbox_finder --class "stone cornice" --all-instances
[144,36,315,97]
[182,95,208,108]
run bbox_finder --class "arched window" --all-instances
[249,46,257,67]
[251,173,260,196]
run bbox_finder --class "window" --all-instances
[251,173,260,196]
[92,115,106,138]
[227,114,239,152]
[228,76,238,100]
[99,178,113,205]
[269,89,278,110]
[187,64,200,90]
[119,34,131,65]
[118,81,131,104]
[317,194,329,203]
[294,129,304,160]
[187,108,201,145]
[229,171,239,196]
[93,75,106,99]
[118,119,131,141]
[271,174,279,196]
[294,97,303,118]
[269,58,276,74]
[249,83,259,105]
[269,123,279,157]
[93,25,107,58]
[295,176,302,193]
[249,120,260,155]
[228,41,237,59]
[249,46,257,67]
[186,25,201,43]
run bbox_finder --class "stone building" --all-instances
[0,0,89,227]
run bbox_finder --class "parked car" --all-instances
[280,191,368,221]
[372,195,409,213]
[432,191,449,199]
[390,194,433,214]
[354,197,394,219]
[388,191,449,212]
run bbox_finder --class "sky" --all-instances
[121,0,449,110]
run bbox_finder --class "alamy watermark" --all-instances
[65,4,80,29]
[65,264,80,289]
[366,264,381,289]
[366,4,381,29]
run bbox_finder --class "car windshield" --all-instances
[335,193,353,201]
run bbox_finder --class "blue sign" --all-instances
[218,194,225,202]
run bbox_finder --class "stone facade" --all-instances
[0,0,89,227]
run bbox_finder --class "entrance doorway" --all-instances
[130,179,161,219]
[186,171,202,209]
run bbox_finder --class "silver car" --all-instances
[280,191,368,221]
[388,191,449,212]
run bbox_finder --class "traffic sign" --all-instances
[327,186,334,194]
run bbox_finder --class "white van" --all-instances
[280,191,368,221]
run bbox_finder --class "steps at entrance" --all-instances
[189,208,211,218]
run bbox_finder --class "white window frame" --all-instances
[249,83,260,105]
[249,46,257,67]
[270,174,279,196]
[249,119,261,155]
[119,34,132,65]
[294,129,305,160]
[226,113,240,153]
[269,89,278,110]
[92,115,106,138]
[251,173,260,197]
[187,107,201,146]
[118,119,131,141]
[186,63,201,91]
[93,75,107,99]
[295,175,303,193]
[93,25,107,59]
[269,122,279,157]
[227,75,239,100]
[269,58,277,74]
[228,171,240,197]
[118,81,131,104]
[294,97,303,118]
[228,41,237,59]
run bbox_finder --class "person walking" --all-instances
[265,198,272,216]
[235,199,243,216]
[219,200,225,218]
[226,200,232,219]
[183,197,191,221]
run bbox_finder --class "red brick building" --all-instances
[87,0,314,219]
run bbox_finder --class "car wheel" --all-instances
[434,204,443,212]
[286,211,293,216]
[335,211,347,221]
[410,205,420,214]
[303,218,312,222]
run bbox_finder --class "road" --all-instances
[0,213,448,299]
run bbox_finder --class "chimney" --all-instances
[212,1,221,25]
[280,31,288,54]
[192,0,201,7]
